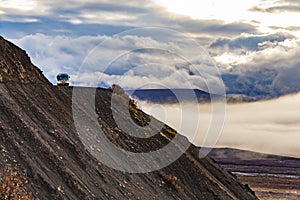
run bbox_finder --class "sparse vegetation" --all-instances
[164,125,177,137]
[159,172,181,192]
[159,131,167,139]
[159,125,178,141]
[111,84,150,126]
[110,84,126,95]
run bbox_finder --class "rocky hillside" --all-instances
[0,36,257,200]
[0,36,49,84]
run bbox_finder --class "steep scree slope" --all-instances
[0,36,257,199]
[0,36,49,84]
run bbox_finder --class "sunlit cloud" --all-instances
[250,0,300,13]
[1,0,37,11]
[1,0,258,38]
[153,0,261,22]
[0,0,49,16]
[154,0,300,33]
[2,0,300,98]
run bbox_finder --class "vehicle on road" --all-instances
[56,73,70,86]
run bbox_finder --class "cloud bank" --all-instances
[139,92,300,158]
[0,0,257,38]
[12,31,226,95]
[250,0,300,13]
[11,30,300,99]
[210,32,300,98]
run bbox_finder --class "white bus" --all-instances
[56,73,70,86]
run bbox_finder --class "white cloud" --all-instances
[11,34,107,82]
[0,0,50,16]
[2,25,294,101]
[3,0,299,98]
[251,0,300,13]
[0,0,153,24]
[210,32,300,97]
[1,0,37,11]
[11,30,300,98]
[1,0,258,39]
[11,33,223,94]
[139,92,300,157]
[153,0,261,22]
[154,0,300,33]
[210,32,294,53]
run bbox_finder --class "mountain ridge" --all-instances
[127,88,257,104]
[0,36,257,199]
[0,36,49,84]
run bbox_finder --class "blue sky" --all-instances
[1,0,300,99]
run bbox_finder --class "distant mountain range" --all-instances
[127,89,211,103]
[127,88,257,103]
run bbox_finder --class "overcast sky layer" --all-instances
[1,0,300,98]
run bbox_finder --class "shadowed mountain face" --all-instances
[0,36,257,199]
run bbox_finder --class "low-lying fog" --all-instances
[138,92,300,158]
